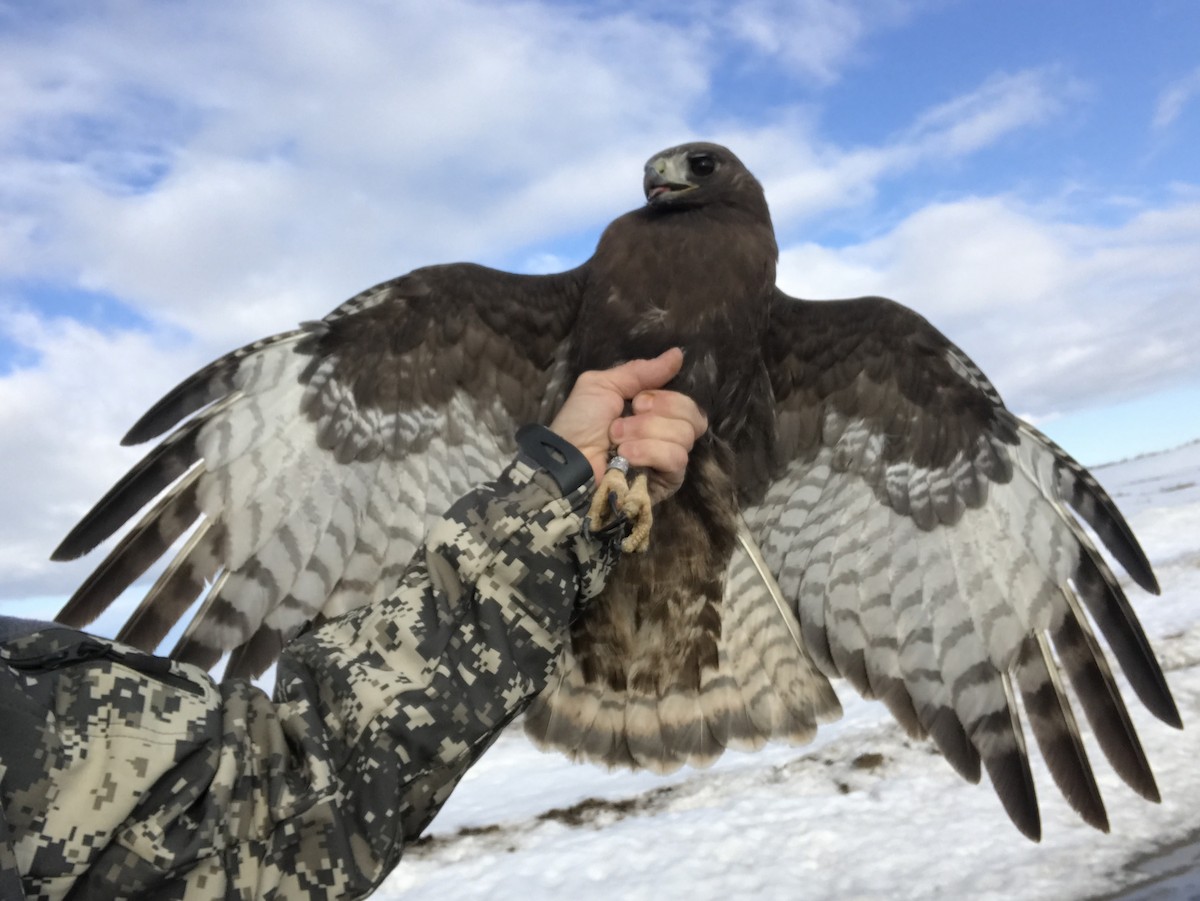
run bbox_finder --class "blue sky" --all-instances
[1,0,1199,604]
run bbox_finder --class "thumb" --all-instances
[602,348,684,399]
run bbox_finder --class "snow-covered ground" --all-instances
[379,441,1200,901]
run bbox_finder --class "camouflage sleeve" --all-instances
[0,449,622,900]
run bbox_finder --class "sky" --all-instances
[1,0,1199,607]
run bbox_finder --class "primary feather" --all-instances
[55,143,1178,840]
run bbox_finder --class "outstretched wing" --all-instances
[750,289,1180,840]
[54,263,585,679]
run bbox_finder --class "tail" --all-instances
[524,514,841,773]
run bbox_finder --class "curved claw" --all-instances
[588,468,654,553]
[619,473,653,553]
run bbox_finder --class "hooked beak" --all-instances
[644,158,693,203]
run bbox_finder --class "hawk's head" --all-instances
[643,142,768,221]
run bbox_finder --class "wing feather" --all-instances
[1072,548,1180,726]
[1046,432,1158,593]
[754,290,1176,834]
[223,469,370,678]
[170,570,233,671]
[1016,634,1108,832]
[56,264,585,677]
[1052,594,1159,802]
[122,330,305,446]
[117,508,221,650]
[824,475,877,694]
[59,468,204,638]
[53,421,204,563]
[871,480,984,781]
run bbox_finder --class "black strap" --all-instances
[515,425,594,496]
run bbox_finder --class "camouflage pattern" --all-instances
[0,456,621,900]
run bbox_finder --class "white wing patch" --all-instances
[742,407,1172,834]
[747,425,1083,685]
[165,334,518,671]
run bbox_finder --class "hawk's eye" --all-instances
[688,154,716,177]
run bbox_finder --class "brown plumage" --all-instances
[53,142,1179,840]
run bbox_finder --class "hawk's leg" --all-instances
[589,466,653,553]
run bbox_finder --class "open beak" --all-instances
[644,159,692,203]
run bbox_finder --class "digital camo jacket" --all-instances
[0,453,621,900]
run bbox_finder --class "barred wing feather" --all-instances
[752,291,1180,839]
[54,264,583,679]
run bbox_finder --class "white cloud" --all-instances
[723,69,1081,225]
[725,0,916,83]
[1153,65,1200,130]
[899,68,1081,159]
[783,196,1071,313]
[777,195,1200,416]
[727,0,866,83]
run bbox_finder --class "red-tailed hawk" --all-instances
[54,142,1179,840]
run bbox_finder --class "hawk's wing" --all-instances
[750,288,1180,839]
[54,263,585,679]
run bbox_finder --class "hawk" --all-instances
[53,142,1179,840]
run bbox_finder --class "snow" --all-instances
[376,441,1200,901]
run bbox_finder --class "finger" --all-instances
[616,438,690,477]
[611,412,700,450]
[630,390,708,438]
[598,348,684,400]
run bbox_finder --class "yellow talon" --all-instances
[589,468,654,553]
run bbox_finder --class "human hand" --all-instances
[549,348,708,505]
